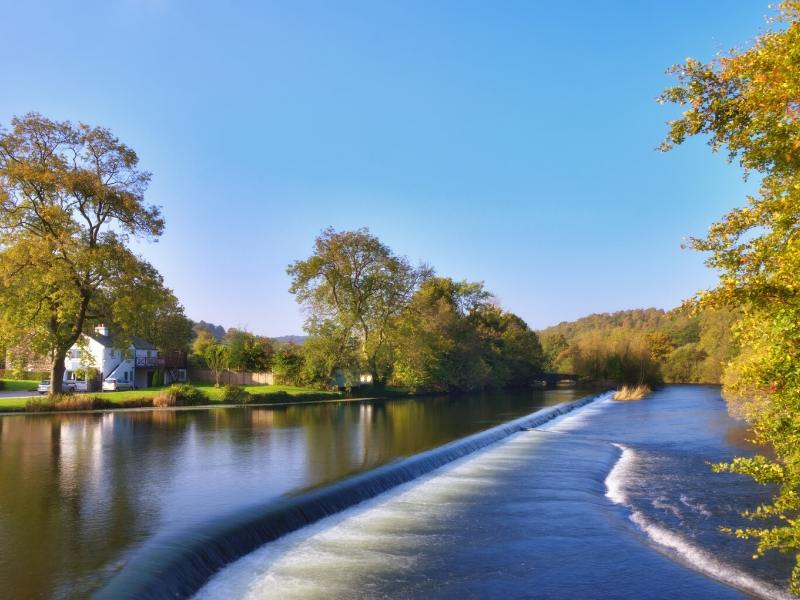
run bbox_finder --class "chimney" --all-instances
[95,324,110,337]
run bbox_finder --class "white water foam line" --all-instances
[193,420,551,599]
[192,393,618,600]
[537,392,616,433]
[98,391,613,600]
[605,444,793,600]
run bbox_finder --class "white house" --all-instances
[64,324,180,389]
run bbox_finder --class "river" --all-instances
[190,385,793,600]
[0,386,793,599]
[0,388,584,598]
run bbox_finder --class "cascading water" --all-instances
[189,386,795,600]
[93,392,612,600]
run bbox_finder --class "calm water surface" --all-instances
[0,388,584,598]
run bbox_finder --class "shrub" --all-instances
[0,380,4,391]
[25,395,116,412]
[153,384,207,407]
[55,396,116,411]
[25,398,55,412]
[221,384,251,404]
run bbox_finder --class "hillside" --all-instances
[538,307,738,385]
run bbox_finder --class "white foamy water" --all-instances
[537,391,615,433]
[605,444,793,600]
[193,394,614,600]
[193,431,545,600]
[194,392,784,600]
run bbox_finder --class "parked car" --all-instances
[102,378,133,392]
[66,380,89,392]
[37,380,77,394]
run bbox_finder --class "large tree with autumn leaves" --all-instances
[661,2,800,593]
[0,113,186,394]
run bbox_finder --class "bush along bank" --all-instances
[16,384,343,413]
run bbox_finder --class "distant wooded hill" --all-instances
[272,335,308,345]
[538,307,738,385]
[191,320,306,345]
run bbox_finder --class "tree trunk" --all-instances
[371,369,386,392]
[50,349,67,395]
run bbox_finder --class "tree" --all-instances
[0,114,167,394]
[660,2,800,592]
[300,322,358,388]
[661,343,706,383]
[121,285,193,354]
[288,227,430,388]
[225,329,273,372]
[190,329,215,368]
[272,344,305,386]
[204,342,229,387]
[540,331,569,371]
[483,310,545,387]
[193,320,226,341]
[392,277,492,392]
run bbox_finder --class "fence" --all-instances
[188,369,274,386]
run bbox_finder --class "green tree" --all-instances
[646,330,674,363]
[471,305,545,387]
[0,114,166,394]
[225,329,273,372]
[540,331,569,371]
[272,344,305,386]
[392,278,491,392]
[121,286,193,353]
[288,227,430,388]
[661,2,800,592]
[497,313,545,385]
[190,329,215,368]
[300,323,358,387]
[661,343,706,383]
[204,342,229,387]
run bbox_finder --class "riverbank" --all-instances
[0,381,583,416]
[0,383,342,415]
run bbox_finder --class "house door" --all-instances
[147,371,154,387]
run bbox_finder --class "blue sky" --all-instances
[2,1,768,335]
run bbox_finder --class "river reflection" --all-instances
[0,388,584,599]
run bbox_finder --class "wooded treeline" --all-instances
[540,307,739,386]
[282,228,546,392]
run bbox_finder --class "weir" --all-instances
[93,391,610,600]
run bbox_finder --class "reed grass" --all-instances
[613,385,651,401]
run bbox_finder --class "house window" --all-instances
[123,371,128,382]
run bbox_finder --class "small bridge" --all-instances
[538,372,579,386]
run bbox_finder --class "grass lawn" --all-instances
[0,397,31,410]
[78,383,341,403]
[0,383,342,413]
[201,384,341,402]
[0,379,39,392]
